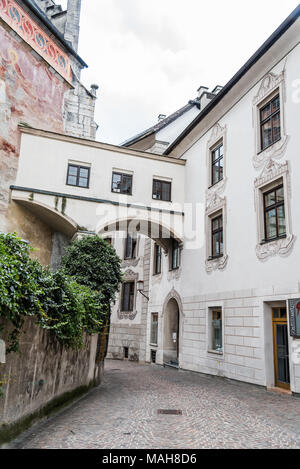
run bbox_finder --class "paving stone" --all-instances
[10,360,300,449]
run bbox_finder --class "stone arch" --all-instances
[162,289,184,366]
[11,197,78,238]
[162,288,184,318]
[97,216,183,252]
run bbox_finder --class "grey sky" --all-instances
[65,0,299,145]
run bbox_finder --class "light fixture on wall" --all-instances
[137,280,149,301]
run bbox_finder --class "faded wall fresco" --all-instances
[0,24,68,233]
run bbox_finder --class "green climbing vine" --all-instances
[0,233,121,353]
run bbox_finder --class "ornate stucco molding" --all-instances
[254,159,289,188]
[205,196,228,273]
[254,159,295,261]
[253,135,289,169]
[206,191,225,212]
[206,123,227,192]
[205,254,228,273]
[253,71,285,106]
[252,69,288,169]
[121,257,140,268]
[256,235,295,261]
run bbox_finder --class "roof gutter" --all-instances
[165,4,300,155]
[20,0,88,68]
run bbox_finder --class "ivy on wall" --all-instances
[0,233,122,353]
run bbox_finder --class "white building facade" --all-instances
[7,6,300,394]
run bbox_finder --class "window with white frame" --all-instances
[211,141,224,186]
[262,183,286,242]
[208,211,223,260]
[259,92,281,152]
[150,313,158,345]
[208,308,223,353]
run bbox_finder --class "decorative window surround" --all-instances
[205,196,228,273]
[254,159,295,261]
[206,123,227,193]
[252,69,288,169]
[117,269,139,320]
[206,302,225,360]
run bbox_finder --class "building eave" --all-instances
[165,4,300,156]
[18,124,186,165]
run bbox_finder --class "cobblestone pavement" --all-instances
[11,360,300,449]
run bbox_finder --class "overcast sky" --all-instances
[62,0,299,145]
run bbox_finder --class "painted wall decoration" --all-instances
[289,299,300,338]
[0,23,68,231]
[0,0,72,84]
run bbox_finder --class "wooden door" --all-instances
[272,308,290,390]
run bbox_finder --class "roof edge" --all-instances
[165,4,300,155]
[20,0,88,68]
[18,124,187,165]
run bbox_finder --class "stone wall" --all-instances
[0,317,102,442]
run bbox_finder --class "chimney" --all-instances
[158,114,166,122]
[197,86,209,98]
[64,0,81,52]
[90,84,99,97]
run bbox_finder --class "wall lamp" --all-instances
[137,280,149,301]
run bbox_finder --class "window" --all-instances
[66,164,90,188]
[150,313,158,345]
[104,237,112,245]
[153,179,171,201]
[260,94,280,151]
[112,172,133,195]
[154,244,162,275]
[170,239,180,270]
[124,233,137,259]
[211,142,224,186]
[211,309,223,352]
[121,282,135,312]
[211,214,223,259]
[263,184,286,242]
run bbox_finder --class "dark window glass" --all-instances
[67,164,90,188]
[121,282,135,312]
[112,172,133,195]
[211,143,224,186]
[263,185,286,241]
[260,95,281,151]
[151,313,158,345]
[171,239,180,270]
[211,214,223,259]
[154,244,162,275]
[124,233,137,259]
[153,179,171,201]
[212,310,222,352]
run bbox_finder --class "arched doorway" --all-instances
[162,289,183,367]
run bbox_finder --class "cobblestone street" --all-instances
[11,359,300,449]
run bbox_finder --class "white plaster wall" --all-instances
[146,41,300,391]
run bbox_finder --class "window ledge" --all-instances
[207,255,224,261]
[149,343,158,347]
[208,180,224,190]
[257,137,282,155]
[207,349,223,356]
[260,234,287,245]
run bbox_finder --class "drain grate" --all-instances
[157,409,182,415]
